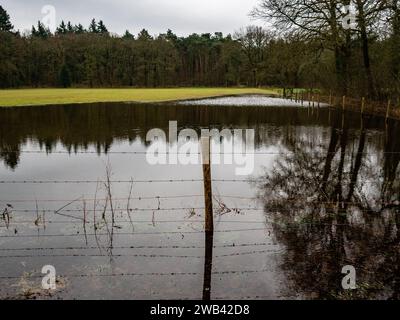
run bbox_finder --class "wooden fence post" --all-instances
[201,135,214,301]
[201,136,213,233]
[342,96,346,111]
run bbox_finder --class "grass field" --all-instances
[0,88,279,107]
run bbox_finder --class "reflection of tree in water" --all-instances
[255,114,400,299]
[0,103,379,169]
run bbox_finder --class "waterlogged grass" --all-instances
[0,88,279,107]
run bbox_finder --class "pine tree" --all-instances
[138,29,152,41]
[67,21,74,34]
[166,29,177,42]
[59,64,71,87]
[56,21,67,35]
[32,21,51,38]
[89,19,98,33]
[74,24,85,34]
[97,20,108,35]
[0,5,13,32]
[123,30,134,39]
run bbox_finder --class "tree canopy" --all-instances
[0,3,399,100]
[0,5,13,32]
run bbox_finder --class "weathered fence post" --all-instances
[342,96,346,111]
[329,91,332,105]
[201,135,214,301]
[201,136,213,233]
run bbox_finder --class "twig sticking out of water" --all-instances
[54,196,84,221]
[104,162,115,257]
[32,201,47,230]
[42,210,46,230]
[35,200,39,227]
[126,178,135,232]
[213,196,232,216]
[2,206,11,229]
[93,180,105,254]
[83,199,88,246]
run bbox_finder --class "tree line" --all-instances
[0,2,399,100]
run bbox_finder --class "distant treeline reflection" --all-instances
[0,103,399,169]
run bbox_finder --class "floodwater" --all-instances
[0,97,399,300]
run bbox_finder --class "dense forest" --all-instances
[0,2,400,100]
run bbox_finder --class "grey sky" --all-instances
[2,0,264,36]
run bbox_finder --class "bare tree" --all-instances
[251,0,354,94]
[234,26,274,86]
[353,0,387,97]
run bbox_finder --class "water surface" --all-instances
[0,100,399,300]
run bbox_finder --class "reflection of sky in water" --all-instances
[0,101,399,299]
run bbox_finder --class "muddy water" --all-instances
[0,100,399,300]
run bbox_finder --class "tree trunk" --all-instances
[356,0,375,98]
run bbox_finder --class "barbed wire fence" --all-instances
[0,145,397,299]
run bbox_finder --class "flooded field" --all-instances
[179,95,312,107]
[0,98,399,300]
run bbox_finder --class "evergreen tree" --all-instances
[88,18,98,33]
[67,21,74,34]
[137,29,152,41]
[166,29,177,43]
[32,21,51,38]
[122,30,135,39]
[31,25,37,36]
[56,21,67,35]
[97,20,108,35]
[0,5,13,32]
[74,24,85,34]
[59,64,71,88]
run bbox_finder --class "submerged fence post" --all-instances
[201,135,214,301]
[342,96,346,111]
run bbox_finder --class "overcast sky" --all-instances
[2,0,264,36]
